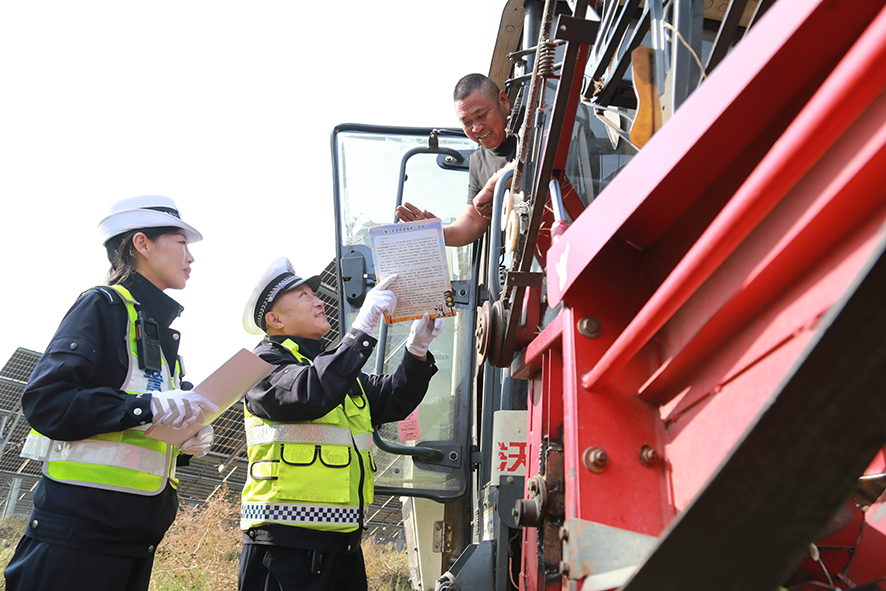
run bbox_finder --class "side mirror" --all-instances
[341,245,372,307]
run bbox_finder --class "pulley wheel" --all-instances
[476,300,496,364]
[487,300,508,367]
[505,208,519,254]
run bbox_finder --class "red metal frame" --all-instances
[547,0,886,309]
[580,1,886,393]
[513,0,886,588]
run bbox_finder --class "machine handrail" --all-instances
[487,169,516,302]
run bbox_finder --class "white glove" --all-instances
[179,425,213,457]
[406,313,445,358]
[352,275,398,335]
[150,389,220,430]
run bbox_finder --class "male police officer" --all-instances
[238,258,443,591]
[397,73,516,246]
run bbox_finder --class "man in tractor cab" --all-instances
[397,73,517,246]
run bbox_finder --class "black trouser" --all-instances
[4,536,154,591]
[238,543,368,591]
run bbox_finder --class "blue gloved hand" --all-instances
[406,313,445,358]
[352,275,398,335]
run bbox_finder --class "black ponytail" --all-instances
[105,226,180,285]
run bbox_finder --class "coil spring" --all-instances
[538,40,556,78]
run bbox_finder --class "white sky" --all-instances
[0,1,504,383]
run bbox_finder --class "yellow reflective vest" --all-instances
[240,339,376,533]
[21,284,180,496]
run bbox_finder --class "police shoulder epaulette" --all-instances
[86,286,127,306]
[93,287,116,303]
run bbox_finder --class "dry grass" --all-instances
[0,514,27,591]
[148,487,241,590]
[0,493,411,591]
[363,537,412,591]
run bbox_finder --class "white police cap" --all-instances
[243,257,322,335]
[98,195,203,245]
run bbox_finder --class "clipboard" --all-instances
[368,218,457,323]
[144,348,275,446]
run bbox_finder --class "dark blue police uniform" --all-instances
[4,273,186,591]
[238,332,437,591]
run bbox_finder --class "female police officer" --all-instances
[4,195,219,591]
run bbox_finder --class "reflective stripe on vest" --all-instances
[241,501,363,526]
[245,422,373,451]
[21,284,178,496]
[241,338,375,533]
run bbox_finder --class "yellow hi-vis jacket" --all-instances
[21,284,180,496]
[240,339,376,533]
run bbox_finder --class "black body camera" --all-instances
[136,311,163,373]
